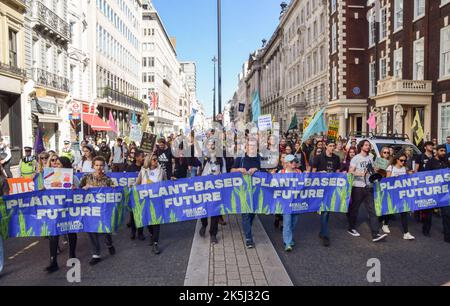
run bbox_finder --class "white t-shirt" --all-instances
[386,165,407,177]
[77,159,94,173]
[350,153,374,188]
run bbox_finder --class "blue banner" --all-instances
[374,169,450,216]
[0,187,126,238]
[74,172,139,187]
[251,172,353,214]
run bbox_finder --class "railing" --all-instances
[0,62,27,78]
[377,78,433,95]
[31,0,70,41]
[97,87,147,110]
[32,68,70,92]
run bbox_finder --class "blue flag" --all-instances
[301,108,328,142]
[252,91,261,123]
[189,108,198,129]
[131,111,137,125]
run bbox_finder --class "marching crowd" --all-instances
[0,132,449,275]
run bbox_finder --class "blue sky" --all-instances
[152,0,282,117]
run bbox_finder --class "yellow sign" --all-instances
[36,88,47,98]
[327,119,340,141]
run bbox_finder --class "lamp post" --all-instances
[217,0,222,122]
[212,56,217,120]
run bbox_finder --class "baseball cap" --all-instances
[436,144,447,151]
[24,146,32,151]
[285,154,298,163]
[64,140,70,144]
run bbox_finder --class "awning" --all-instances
[82,113,113,131]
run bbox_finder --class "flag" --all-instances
[303,110,319,131]
[33,127,45,155]
[108,111,118,135]
[367,112,376,130]
[131,111,138,125]
[150,92,159,110]
[411,110,424,145]
[189,108,198,129]
[301,108,328,142]
[251,91,261,123]
[287,113,299,131]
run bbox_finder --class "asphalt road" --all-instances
[0,218,197,286]
[260,209,450,286]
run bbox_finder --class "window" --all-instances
[380,7,387,40]
[380,57,387,80]
[369,62,376,96]
[332,22,337,54]
[331,0,337,14]
[8,30,18,68]
[332,65,337,100]
[394,48,403,79]
[413,37,425,80]
[439,103,450,143]
[394,0,403,30]
[414,0,425,19]
[440,26,450,78]
[149,57,155,67]
[368,9,375,46]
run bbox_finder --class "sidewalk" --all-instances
[184,215,292,286]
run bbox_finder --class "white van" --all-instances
[345,134,422,158]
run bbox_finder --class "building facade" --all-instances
[0,0,27,165]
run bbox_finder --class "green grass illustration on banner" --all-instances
[110,207,117,232]
[319,202,325,213]
[374,183,384,216]
[0,197,13,239]
[330,190,337,212]
[219,204,226,215]
[275,202,283,214]
[149,200,163,225]
[402,200,411,214]
[40,221,49,237]
[169,210,178,223]
[386,192,398,215]
[132,187,145,228]
[256,189,270,214]
[17,210,34,237]
[228,191,237,214]
[97,221,104,233]
[235,175,253,213]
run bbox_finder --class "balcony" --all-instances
[30,0,71,42]
[97,87,147,110]
[374,78,433,108]
[0,62,27,79]
[32,68,70,93]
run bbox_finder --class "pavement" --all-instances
[1,209,449,286]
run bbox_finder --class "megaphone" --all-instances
[367,163,383,184]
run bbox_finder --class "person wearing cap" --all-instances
[417,141,435,172]
[424,144,450,242]
[312,141,341,247]
[279,154,302,252]
[19,146,37,179]
[60,141,75,163]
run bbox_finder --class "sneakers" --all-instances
[210,235,218,245]
[403,232,415,240]
[89,257,102,266]
[347,229,361,237]
[245,241,254,249]
[284,245,293,252]
[199,226,206,237]
[382,225,391,234]
[108,246,116,255]
[372,233,388,242]
[45,262,59,273]
[320,235,330,247]
[152,243,161,255]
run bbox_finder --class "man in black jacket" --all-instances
[424,144,450,242]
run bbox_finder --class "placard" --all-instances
[258,115,272,131]
[43,168,74,189]
[140,132,157,153]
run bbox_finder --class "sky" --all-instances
[152,0,282,117]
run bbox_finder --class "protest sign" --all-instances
[130,124,143,144]
[140,132,157,153]
[75,172,138,187]
[374,157,389,171]
[327,119,339,142]
[43,168,73,189]
[7,178,35,195]
[258,115,272,131]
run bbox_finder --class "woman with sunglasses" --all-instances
[37,151,50,174]
[340,147,357,173]
[76,146,95,173]
[378,147,392,233]
[136,153,167,254]
[385,153,415,240]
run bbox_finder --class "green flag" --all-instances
[288,113,299,131]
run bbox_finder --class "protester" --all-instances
[416,141,434,172]
[19,146,37,179]
[424,144,450,242]
[76,146,95,173]
[0,163,10,273]
[377,146,392,233]
[279,138,287,154]
[312,141,341,247]
[187,132,202,178]
[155,138,175,179]
[45,156,79,273]
[173,143,189,179]
[37,151,50,174]
[293,141,307,172]
[137,153,167,254]
[285,144,293,155]
[446,136,450,158]
[110,138,126,172]
[125,150,145,240]
[231,139,261,248]
[80,156,116,265]
[340,147,357,173]
[0,138,12,178]
[334,141,345,162]
[347,140,387,242]
[199,139,226,244]
[302,138,314,161]
[280,155,302,251]
[60,141,75,163]
[308,147,323,172]
[403,147,416,174]
[96,140,112,165]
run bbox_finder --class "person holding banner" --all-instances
[126,150,145,240]
[45,157,79,273]
[79,156,116,265]
[312,141,341,247]
[424,144,450,242]
[385,154,415,240]
[347,140,387,242]
[280,155,302,252]
[232,139,261,249]
[0,163,10,273]
[136,153,167,254]
[377,146,392,234]
[76,146,95,173]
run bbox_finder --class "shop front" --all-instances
[31,97,62,152]
[326,99,368,138]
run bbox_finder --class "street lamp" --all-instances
[212,56,217,120]
[217,0,222,122]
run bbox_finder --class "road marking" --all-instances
[8,241,40,260]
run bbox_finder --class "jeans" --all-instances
[88,233,113,257]
[282,213,299,246]
[320,212,330,238]
[190,167,198,178]
[242,213,256,243]
[0,236,3,273]
[347,187,380,237]
[49,234,77,264]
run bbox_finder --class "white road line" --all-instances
[8,241,40,260]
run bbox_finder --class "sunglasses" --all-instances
[51,158,58,162]
[399,159,407,163]
[40,157,48,160]
[382,151,389,154]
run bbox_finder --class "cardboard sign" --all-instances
[374,157,390,171]
[130,124,143,143]
[7,178,35,195]
[141,132,157,153]
[43,168,74,189]
[258,115,272,131]
[327,119,339,141]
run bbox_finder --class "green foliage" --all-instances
[402,200,411,214]
[235,175,253,213]
[227,191,237,214]
[386,192,398,215]
[219,204,226,216]
[110,207,116,232]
